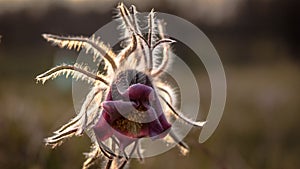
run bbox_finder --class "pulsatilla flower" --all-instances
[36,3,206,169]
[94,70,171,151]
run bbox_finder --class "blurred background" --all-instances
[0,0,299,169]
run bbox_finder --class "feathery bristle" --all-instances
[83,144,101,169]
[45,86,103,148]
[42,33,117,71]
[159,94,207,127]
[36,63,108,85]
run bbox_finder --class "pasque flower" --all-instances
[36,3,206,169]
[93,70,171,150]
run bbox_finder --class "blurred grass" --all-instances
[0,61,299,169]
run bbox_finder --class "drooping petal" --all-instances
[93,115,113,141]
[158,113,172,131]
[146,107,171,139]
[127,84,154,102]
[94,72,172,152]
[102,100,135,122]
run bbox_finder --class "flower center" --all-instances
[113,118,142,137]
[112,109,148,137]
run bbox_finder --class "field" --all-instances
[0,1,299,169]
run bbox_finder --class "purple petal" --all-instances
[146,107,171,139]
[93,115,113,141]
[148,118,171,139]
[127,84,154,102]
[158,113,172,130]
[103,100,137,122]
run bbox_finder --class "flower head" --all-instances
[93,70,171,150]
